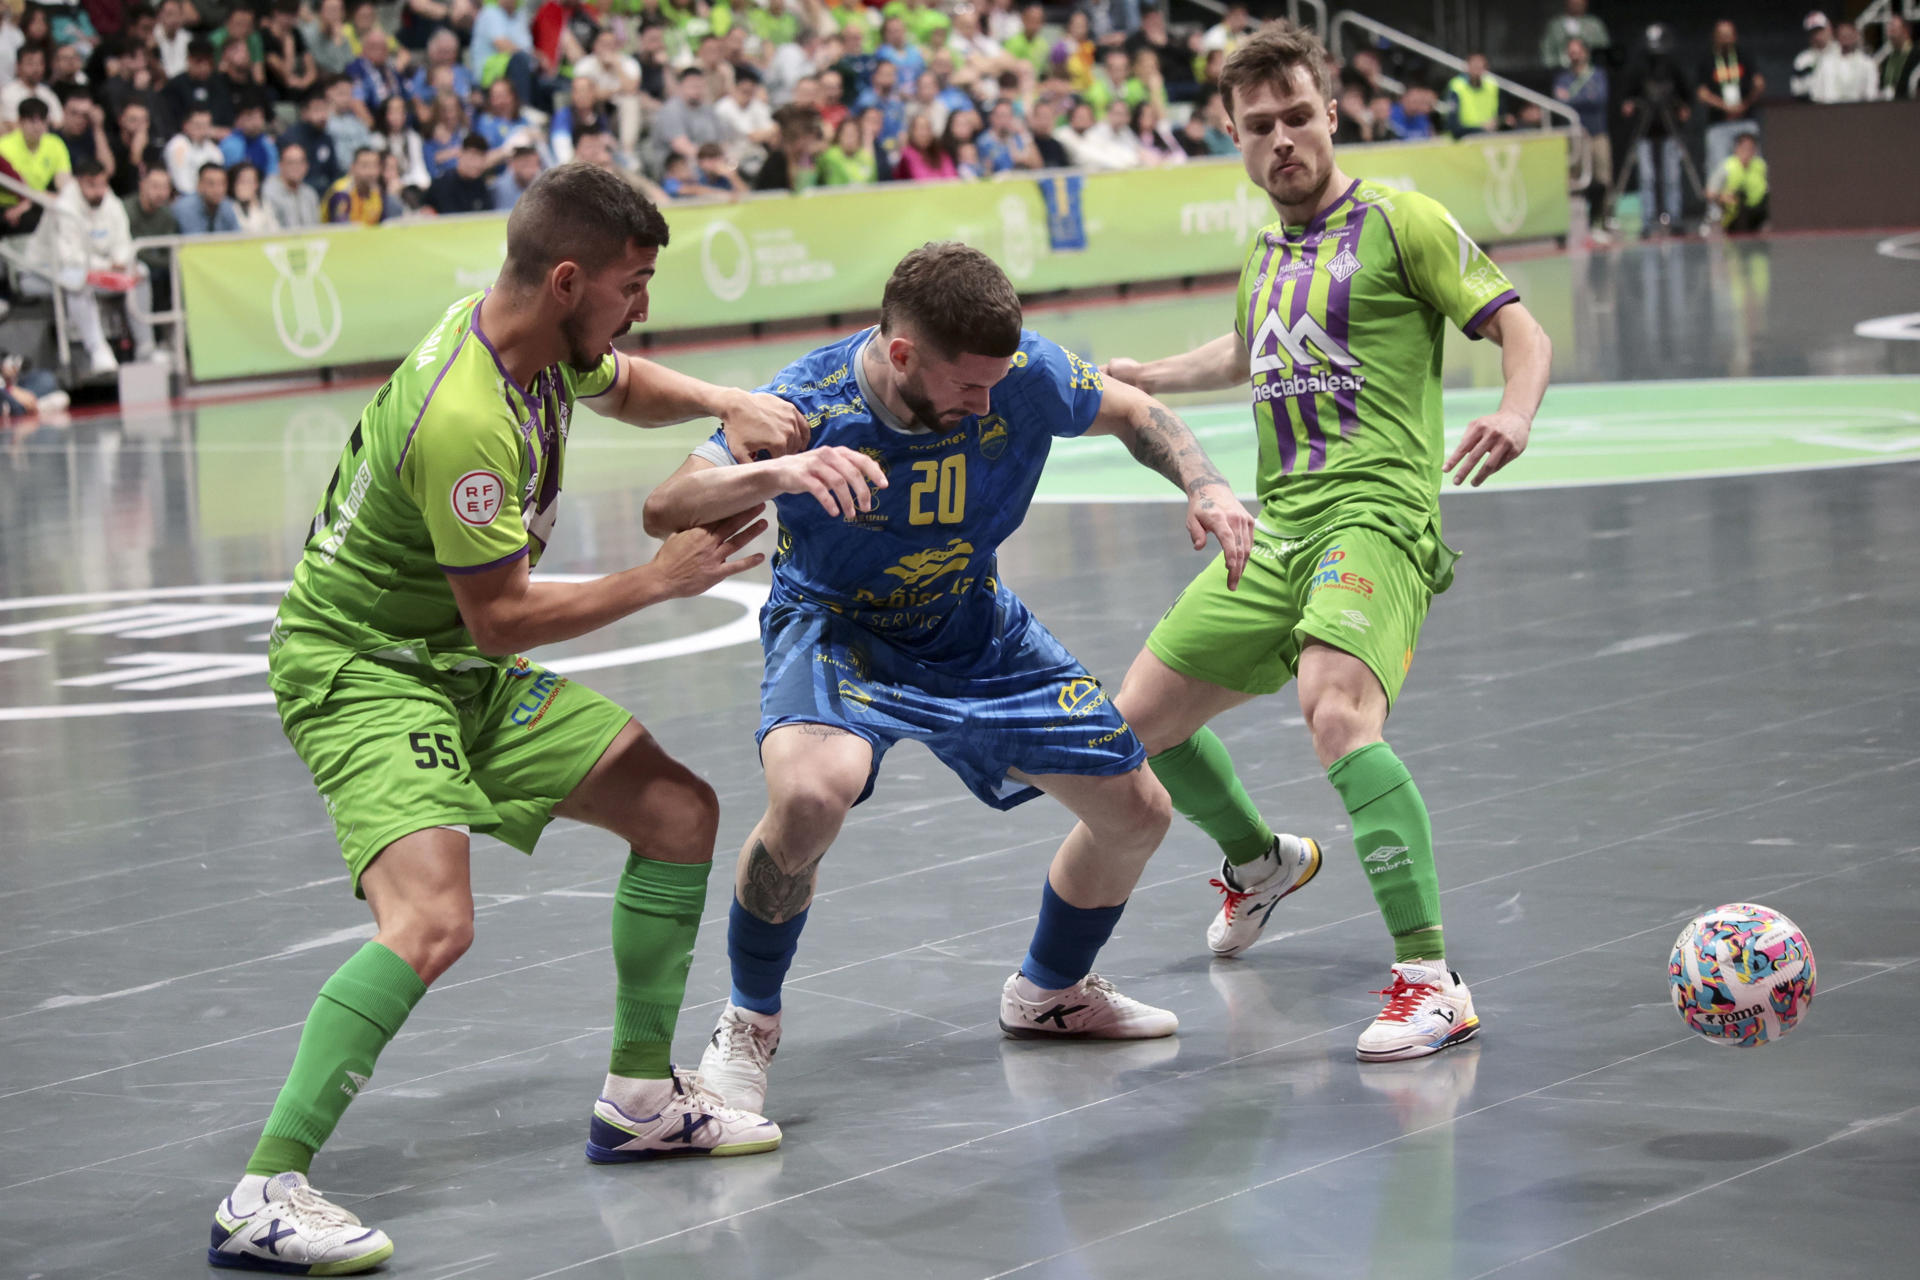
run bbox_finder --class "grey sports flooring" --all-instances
[3,231,1918,1278]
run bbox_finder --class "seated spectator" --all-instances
[875,16,926,90]
[853,58,908,149]
[106,99,152,197]
[323,145,395,223]
[1332,84,1378,145]
[211,9,265,67]
[1390,83,1440,139]
[1027,95,1069,167]
[425,131,493,213]
[264,141,320,226]
[1,352,72,420]
[752,106,824,192]
[1824,22,1878,102]
[694,140,749,196]
[815,115,875,185]
[262,0,318,103]
[1131,100,1183,165]
[1540,0,1610,71]
[1708,130,1768,233]
[215,38,263,128]
[1,99,70,236]
[573,25,644,156]
[474,79,548,168]
[398,0,462,58]
[407,28,473,111]
[975,97,1037,173]
[659,152,728,200]
[650,67,723,175]
[304,0,358,78]
[832,26,878,102]
[1882,17,1917,101]
[1003,4,1055,76]
[1184,86,1236,157]
[422,89,469,176]
[347,3,387,57]
[940,105,980,162]
[346,26,404,119]
[282,85,342,191]
[552,73,617,165]
[379,147,420,211]
[1340,47,1385,103]
[227,159,278,231]
[1068,96,1144,169]
[55,86,109,173]
[893,110,956,181]
[164,39,229,136]
[122,164,178,308]
[1125,3,1194,103]
[172,159,241,233]
[1050,9,1095,92]
[714,73,777,172]
[1128,47,1169,111]
[219,100,277,175]
[490,141,542,209]
[858,104,894,181]
[374,94,430,191]
[155,0,193,79]
[1199,4,1252,64]
[816,67,849,132]
[323,71,375,154]
[1445,53,1504,138]
[5,41,65,128]
[49,42,88,104]
[471,0,543,113]
[20,161,150,375]
[765,25,826,107]
[101,44,164,136]
[163,106,222,195]
[1087,47,1129,114]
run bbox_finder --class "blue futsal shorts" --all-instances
[756,593,1145,810]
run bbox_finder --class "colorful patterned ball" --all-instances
[1669,903,1816,1046]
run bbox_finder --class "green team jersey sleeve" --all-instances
[560,349,623,402]
[1395,191,1520,338]
[406,401,532,575]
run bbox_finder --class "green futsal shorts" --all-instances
[276,653,631,896]
[1145,522,1455,709]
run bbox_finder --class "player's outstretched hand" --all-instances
[1445,408,1532,487]
[723,391,811,462]
[649,504,769,599]
[1101,358,1148,389]
[771,446,888,519]
[1187,481,1255,590]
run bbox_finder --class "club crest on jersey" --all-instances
[451,471,505,526]
[1325,248,1362,282]
[976,414,1010,461]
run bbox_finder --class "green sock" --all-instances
[1326,742,1445,964]
[246,941,428,1177]
[609,853,712,1079]
[1148,729,1275,865]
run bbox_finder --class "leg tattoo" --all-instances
[741,838,825,924]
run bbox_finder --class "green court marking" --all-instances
[1033,376,1920,502]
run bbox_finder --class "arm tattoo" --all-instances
[740,837,825,924]
[1128,402,1230,497]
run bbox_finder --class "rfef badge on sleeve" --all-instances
[1038,175,1087,253]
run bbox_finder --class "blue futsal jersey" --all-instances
[695,326,1143,810]
[696,326,1106,665]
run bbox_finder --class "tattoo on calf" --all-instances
[741,838,825,924]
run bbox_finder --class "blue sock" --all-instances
[727,898,808,1015]
[1019,878,1126,992]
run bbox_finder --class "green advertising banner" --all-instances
[178,133,1568,382]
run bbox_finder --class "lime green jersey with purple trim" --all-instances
[269,291,620,702]
[1235,179,1518,544]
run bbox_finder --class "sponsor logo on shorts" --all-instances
[508,668,565,728]
[451,470,506,526]
[1086,720,1133,749]
[1056,677,1106,719]
[1308,547,1374,598]
[837,678,874,709]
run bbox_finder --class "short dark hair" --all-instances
[17,97,50,122]
[880,242,1022,360]
[198,160,226,179]
[351,146,379,162]
[461,131,489,152]
[1219,20,1333,120]
[73,158,107,180]
[187,37,215,61]
[503,161,671,288]
[677,66,705,82]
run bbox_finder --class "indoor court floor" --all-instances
[3,230,1918,1279]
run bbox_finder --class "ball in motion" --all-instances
[1669,903,1816,1046]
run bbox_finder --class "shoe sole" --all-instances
[997,1018,1178,1041]
[585,1135,782,1163]
[1356,1017,1480,1063]
[1208,837,1324,958]
[207,1239,395,1275]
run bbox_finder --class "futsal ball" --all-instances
[1669,903,1815,1046]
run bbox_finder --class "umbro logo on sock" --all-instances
[1363,846,1409,863]
[340,1069,370,1097]
[1033,1003,1089,1029]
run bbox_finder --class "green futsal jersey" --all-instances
[269,291,622,707]
[1235,179,1517,552]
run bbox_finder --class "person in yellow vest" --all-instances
[1445,52,1506,138]
[0,99,73,237]
[1708,131,1768,233]
[322,145,397,225]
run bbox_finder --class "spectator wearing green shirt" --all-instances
[887,0,952,48]
[0,100,72,236]
[1003,5,1056,76]
[816,116,876,186]
[1708,131,1767,233]
[1445,53,1504,138]
[1540,0,1610,71]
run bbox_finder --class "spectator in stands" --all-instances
[692,140,749,196]
[1554,35,1612,234]
[260,0,319,103]
[1086,47,1127,113]
[1332,83,1379,145]
[1128,46,1169,110]
[375,93,429,190]
[1622,24,1689,237]
[163,39,226,135]
[488,140,540,209]
[655,150,715,200]
[893,108,955,180]
[101,42,162,131]
[1340,46,1384,103]
[55,86,108,173]
[106,99,150,196]
[345,25,403,119]
[407,28,472,112]
[1541,0,1610,71]
[1445,52,1503,138]
[1064,97,1143,169]
[155,0,192,79]
[859,104,894,181]
[815,115,874,185]
[283,85,342,191]
[424,131,491,212]
[163,106,221,194]
[1200,4,1252,64]
[1823,22,1878,102]
[172,158,240,233]
[303,0,356,77]
[422,90,469,175]
[650,66,723,175]
[1883,17,1918,100]
[265,140,319,226]
[574,25,643,155]
[1176,86,1234,156]
[752,105,824,192]
[947,5,1004,75]
[830,27,874,102]
[50,42,87,103]
[212,9,264,67]
[4,42,63,128]
[1132,99,1182,164]
[347,3,386,56]
[715,73,777,172]
[324,145,394,223]
[475,78,546,168]
[1791,17,1835,102]
[876,16,926,89]
[1389,82,1439,139]
[1706,130,1767,233]
[1,99,68,235]
[853,57,908,149]
[219,99,277,175]
[398,0,462,57]
[227,159,277,231]
[976,96,1036,172]
[122,163,176,306]
[1003,5,1054,76]
[548,72,613,164]
[1125,4,1194,103]
[21,158,147,374]
[1697,20,1762,180]
[817,67,848,131]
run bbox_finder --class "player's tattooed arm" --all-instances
[740,838,826,924]
[1127,402,1232,498]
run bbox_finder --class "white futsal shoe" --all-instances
[697,1003,782,1116]
[207,1171,393,1274]
[1355,962,1480,1062]
[998,971,1178,1039]
[1205,834,1323,957]
[585,1069,781,1162]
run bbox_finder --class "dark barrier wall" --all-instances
[1767,99,1920,232]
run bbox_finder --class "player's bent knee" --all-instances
[1305,696,1379,765]
[1092,771,1174,851]
[767,778,858,837]
[383,905,475,984]
[635,771,720,862]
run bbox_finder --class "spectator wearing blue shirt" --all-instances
[975,100,1039,174]
[490,145,543,210]
[219,102,280,176]
[172,162,243,233]
[1553,36,1612,230]
[1389,83,1439,139]
[344,26,405,117]
[470,0,552,113]
[852,60,908,148]
[874,17,926,92]
[474,79,551,168]
[409,29,476,110]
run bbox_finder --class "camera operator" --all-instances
[1622,24,1691,237]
